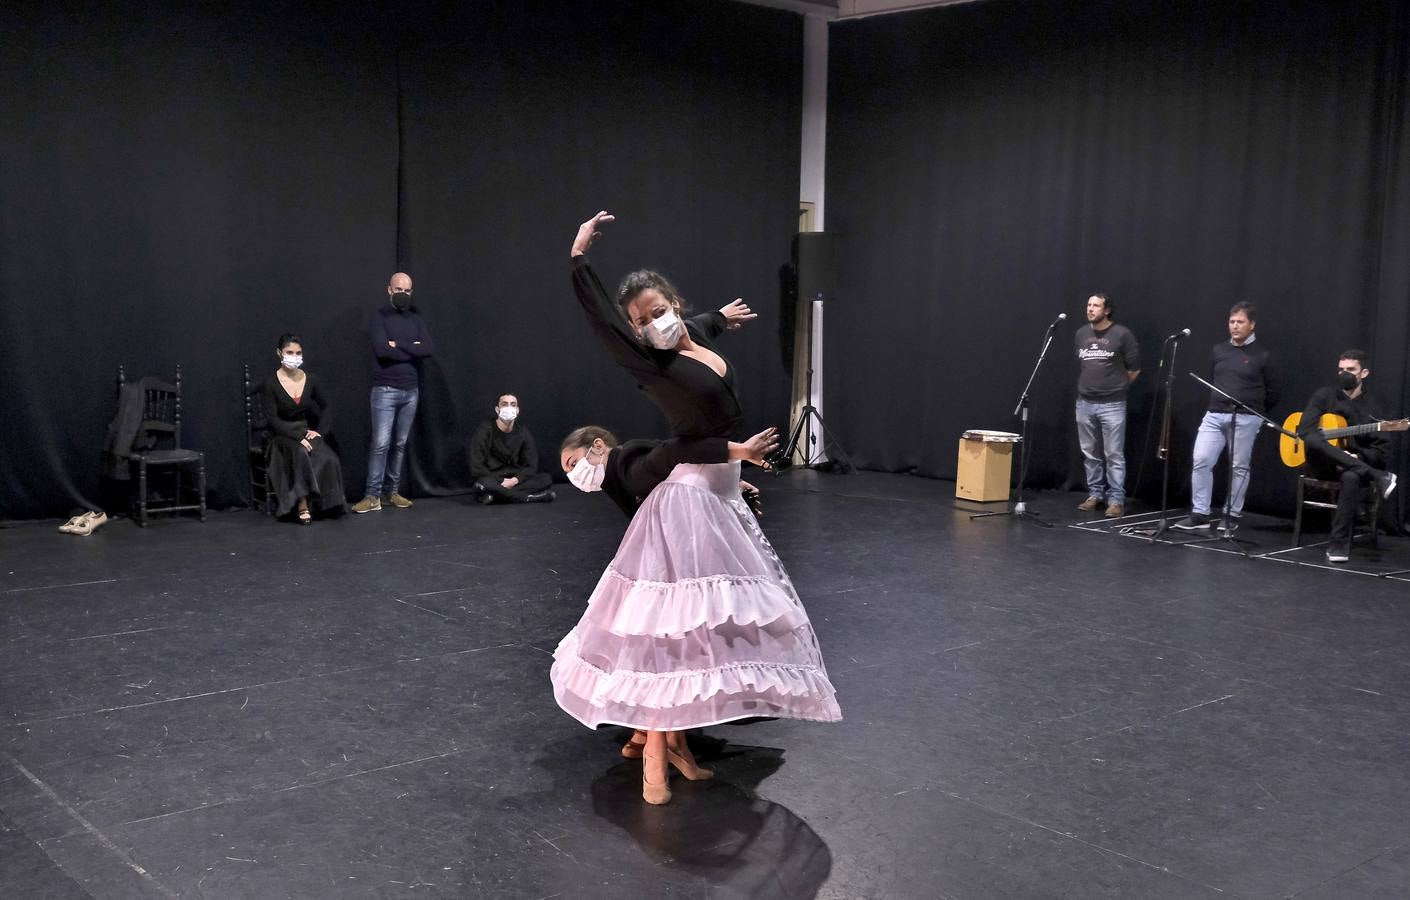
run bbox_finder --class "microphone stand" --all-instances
[972,317,1060,527]
[1184,372,1299,556]
[1124,335,1184,541]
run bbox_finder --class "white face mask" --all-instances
[281,354,303,369]
[497,406,519,423]
[567,454,606,493]
[644,309,685,350]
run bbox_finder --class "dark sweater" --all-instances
[571,255,741,439]
[263,372,334,442]
[368,306,435,389]
[1297,386,1389,471]
[468,420,540,482]
[1206,338,1278,414]
[602,437,731,518]
[1075,322,1140,401]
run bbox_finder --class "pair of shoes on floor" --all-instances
[59,511,108,535]
[1326,542,1351,564]
[1077,496,1103,512]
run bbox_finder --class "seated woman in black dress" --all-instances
[263,334,346,524]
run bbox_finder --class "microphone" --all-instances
[1165,328,1191,342]
[1047,312,1068,331]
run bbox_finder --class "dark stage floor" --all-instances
[3,473,1408,899]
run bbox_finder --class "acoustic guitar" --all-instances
[1279,412,1410,468]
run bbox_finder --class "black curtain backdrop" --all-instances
[826,0,1410,525]
[0,0,801,519]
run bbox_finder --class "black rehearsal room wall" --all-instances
[0,0,801,519]
[826,0,1410,524]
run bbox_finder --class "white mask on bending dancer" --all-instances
[567,455,606,493]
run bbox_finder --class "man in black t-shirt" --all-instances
[1073,294,1141,517]
[469,393,555,504]
[1297,350,1402,563]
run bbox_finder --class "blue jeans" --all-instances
[365,386,418,498]
[1075,399,1127,506]
[1190,411,1262,517]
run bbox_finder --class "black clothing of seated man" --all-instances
[468,394,553,503]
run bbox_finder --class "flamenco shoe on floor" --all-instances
[667,747,713,781]
[298,509,312,526]
[642,752,672,805]
[58,513,88,534]
[621,731,648,759]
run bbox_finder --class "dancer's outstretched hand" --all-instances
[572,211,616,256]
[720,298,757,330]
[737,427,780,467]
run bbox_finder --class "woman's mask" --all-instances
[567,455,606,492]
[281,354,303,369]
[644,309,685,350]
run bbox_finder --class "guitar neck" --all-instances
[1321,422,1386,440]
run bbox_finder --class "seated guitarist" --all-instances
[1297,349,1400,563]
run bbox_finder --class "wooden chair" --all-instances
[118,364,206,526]
[1290,472,1380,549]
[244,365,274,513]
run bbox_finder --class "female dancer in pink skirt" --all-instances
[550,212,841,805]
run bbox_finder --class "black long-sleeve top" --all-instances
[468,420,541,481]
[602,437,731,518]
[1297,386,1389,471]
[263,372,334,441]
[1206,338,1279,414]
[572,255,742,439]
[368,306,435,389]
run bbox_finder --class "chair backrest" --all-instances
[118,364,184,449]
[243,364,272,450]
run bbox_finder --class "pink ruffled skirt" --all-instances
[551,461,842,731]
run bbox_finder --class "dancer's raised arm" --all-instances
[569,211,657,379]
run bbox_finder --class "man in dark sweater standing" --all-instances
[1074,293,1141,517]
[1296,350,1401,563]
[352,272,435,514]
[1174,302,1278,532]
[468,394,555,504]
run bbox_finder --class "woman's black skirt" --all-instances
[266,436,346,517]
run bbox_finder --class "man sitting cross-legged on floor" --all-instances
[468,393,555,504]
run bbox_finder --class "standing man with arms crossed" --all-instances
[1074,293,1140,518]
[352,272,435,514]
[1174,302,1278,533]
